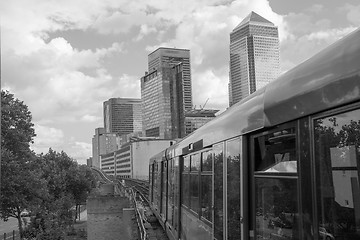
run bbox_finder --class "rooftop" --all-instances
[233,11,274,31]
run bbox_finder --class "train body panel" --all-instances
[149,28,360,240]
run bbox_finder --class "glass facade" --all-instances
[141,64,185,139]
[229,12,280,106]
[103,98,142,135]
[148,48,192,111]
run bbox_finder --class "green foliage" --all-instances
[1,90,96,239]
[1,90,40,238]
[1,90,36,158]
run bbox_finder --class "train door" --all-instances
[249,123,300,240]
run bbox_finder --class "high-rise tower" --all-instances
[103,98,142,135]
[141,63,185,139]
[229,11,280,106]
[148,47,192,110]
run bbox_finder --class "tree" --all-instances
[26,149,95,238]
[0,90,40,237]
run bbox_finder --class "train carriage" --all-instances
[149,27,360,240]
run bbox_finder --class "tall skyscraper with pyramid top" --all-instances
[229,11,280,106]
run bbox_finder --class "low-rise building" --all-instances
[101,139,174,180]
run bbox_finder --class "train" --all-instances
[148,27,360,240]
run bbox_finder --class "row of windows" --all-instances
[116,158,130,164]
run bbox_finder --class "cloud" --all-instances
[344,3,360,25]
[31,124,92,164]
[31,124,65,154]
[69,142,92,165]
[134,24,157,41]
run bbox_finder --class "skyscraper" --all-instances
[103,98,142,135]
[229,11,280,106]
[141,62,185,139]
[148,47,193,110]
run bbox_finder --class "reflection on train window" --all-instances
[167,160,174,225]
[255,178,298,240]
[190,174,199,213]
[184,156,190,172]
[253,125,299,239]
[201,151,212,222]
[201,175,212,221]
[182,156,190,207]
[191,154,200,171]
[201,150,212,172]
[214,143,224,240]
[190,154,200,213]
[226,138,241,239]
[161,161,167,215]
[314,108,360,239]
[173,158,180,231]
[255,127,297,173]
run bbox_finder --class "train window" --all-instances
[255,178,298,238]
[254,127,297,173]
[314,108,360,239]
[226,138,241,239]
[161,161,167,216]
[167,160,174,225]
[182,156,190,207]
[190,154,200,214]
[214,143,224,240]
[184,156,190,172]
[191,154,200,171]
[202,150,212,172]
[173,157,180,231]
[201,151,212,222]
[253,125,299,240]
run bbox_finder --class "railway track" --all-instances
[121,178,168,240]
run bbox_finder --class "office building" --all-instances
[141,63,185,139]
[185,109,219,136]
[229,11,280,106]
[148,47,193,110]
[103,98,142,135]
[92,127,118,168]
[101,139,173,179]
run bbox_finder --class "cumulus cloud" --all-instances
[344,3,360,25]
[31,124,65,154]
[3,0,356,163]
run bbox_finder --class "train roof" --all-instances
[168,27,360,158]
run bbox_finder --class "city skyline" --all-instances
[2,0,359,164]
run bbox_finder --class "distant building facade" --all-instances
[92,128,118,168]
[148,47,192,111]
[101,139,173,179]
[229,11,280,106]
[141,63,186,139]
[185,109,219,135]
[103,98,142,135]
[87,157,93,167]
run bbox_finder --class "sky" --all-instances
[2,0,360,164]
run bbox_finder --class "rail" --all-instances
[131,188,148,240]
